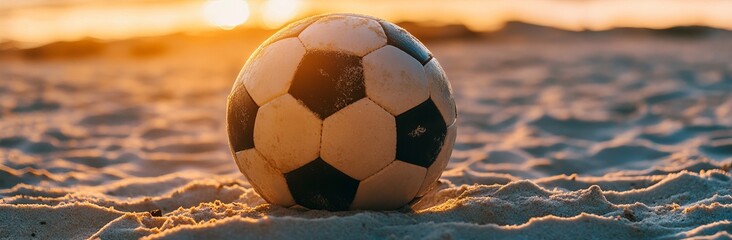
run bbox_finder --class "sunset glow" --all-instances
[2,0,732,47]
[202,0,251,30]
[262,0,301,28]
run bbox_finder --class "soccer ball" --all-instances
[226,13,457,211]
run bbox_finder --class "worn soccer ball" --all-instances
[226,13,457,211]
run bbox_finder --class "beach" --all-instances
[1,25,731,239]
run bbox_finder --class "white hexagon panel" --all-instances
[235,149,295,206]
[425,58,456,126]
[254,94,322,173]
[298,15,387,57]
[416,123,457,197]
[321,98,396,180]
[351,160,427,210]
[363,45,429,116]
[240,38,306,106]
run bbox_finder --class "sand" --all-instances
[1,27,732,239]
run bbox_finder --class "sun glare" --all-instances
[202,0,250,30]
[262,0,301,28]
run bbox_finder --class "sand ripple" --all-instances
[1,33,731,239]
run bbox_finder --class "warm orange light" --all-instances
[202,0,250,30]
[4,0,732,47]
[262,0,301,29]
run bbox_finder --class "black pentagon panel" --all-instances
[226,85,259,152]
[285,158,359,211]
[289,51,366,118]
[262,15,320,47]
[396,99,448,168]
[379,20,433,65]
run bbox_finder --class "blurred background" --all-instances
[2,0,732,48]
